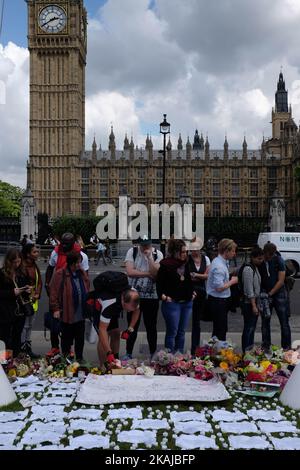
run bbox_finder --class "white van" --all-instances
[257,232,300,274]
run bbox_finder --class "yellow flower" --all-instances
[8,369,17,377]
[260,360,271,370]
[220,362,229,370]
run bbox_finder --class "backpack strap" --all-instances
[133,246,138,262]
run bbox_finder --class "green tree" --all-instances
[52,215,103,244]
[0,180,24,217]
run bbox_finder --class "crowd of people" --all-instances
[0,231,293,368]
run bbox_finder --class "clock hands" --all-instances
[41,16,60,28]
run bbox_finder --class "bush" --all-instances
[52,216,102,244]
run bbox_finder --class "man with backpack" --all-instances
[259,242,291,352]
[123,237,163,360]
[239,247,264,352]
[86,271,140,367]
[45,232,89,357]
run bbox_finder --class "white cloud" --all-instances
[85,91,140,149]
[0,42,29,188]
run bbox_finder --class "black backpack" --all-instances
[237,263,256,296]
[228,263,255,312]
[93,271,129,295]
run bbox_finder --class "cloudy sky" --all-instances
[1,0,300,188]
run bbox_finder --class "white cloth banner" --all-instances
[76,375,230,405]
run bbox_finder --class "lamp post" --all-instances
[159,114,170,253]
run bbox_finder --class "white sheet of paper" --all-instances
[211,410,248,422]
[131,419,170,430]
[107,408,143,420]
[174,421,212,434]
[257,421,299,433]
[68,434,109,449]
[170,411,206,422]
[76,374,230,405]
[117,430,157,446]
[69,409,103,420]
[0,421,25,434]
[228,435,270,449]
[271,437,300,450]
[0,410,29,422]
[69,419,106,433]
[219,421,259,434]
[247,409,284,421]
[176,434,217,449]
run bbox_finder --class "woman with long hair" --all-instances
[50,251,90,361]
[156,239,194,354]
[187,237,211,355]
[0,248,31,356]
[20,243,42,358]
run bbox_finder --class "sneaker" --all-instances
[121,353,132,361]
[46,347,60,358]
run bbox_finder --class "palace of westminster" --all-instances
[25,0,300,220]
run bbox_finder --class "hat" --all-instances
[187,237,204,251]
[138,235,152,246]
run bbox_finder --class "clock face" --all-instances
[39,5,67,33]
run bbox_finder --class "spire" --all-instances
[200,132,204,150]
[186,136,191,160]
[109,125,116,151]
[193,129,202,150]
[275,70,288,112]
[145,134,151,150]
[166,136,172,151]
[205,135,210,157]
[124,133,130,151]
[129,135,134,160]
[177,133,183,151]
[224,134,228,158]
[92,135,97,160]
[243,135,247,158]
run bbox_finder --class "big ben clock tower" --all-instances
[26,0,87,216]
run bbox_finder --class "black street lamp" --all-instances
[160,114,171,207]
[159,114,170,253]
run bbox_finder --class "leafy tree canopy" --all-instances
[0,180,24,217]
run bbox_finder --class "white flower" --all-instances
[220,437,225,442]
[166,405,171,409]
[215,425,220,429]
[114,446,120,450]
[109,405,114,409]
[163,432,168,437]
[146,444,152,449]
[223,443,228,448]
[161,445,167,450]
[280,432,285,437]
[189,407,194,411]
[217,433,222,437]
[147,407,152,411]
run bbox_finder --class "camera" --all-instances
[259,292,271,319]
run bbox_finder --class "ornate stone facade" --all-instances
[26,1,300,219]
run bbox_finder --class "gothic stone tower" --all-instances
[26,0,87,216]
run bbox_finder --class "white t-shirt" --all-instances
[49,250,89,271]
[125,247,163,299]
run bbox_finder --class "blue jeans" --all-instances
[261,289,291,350]
[241,302,258,352]
[161,300,193,353]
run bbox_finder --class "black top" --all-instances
[0,269,28,324]
[187,254,207,297]
[156,261,193,302]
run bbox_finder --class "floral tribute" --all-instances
[2,338,300,391]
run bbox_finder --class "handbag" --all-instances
[20,301,35,317]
